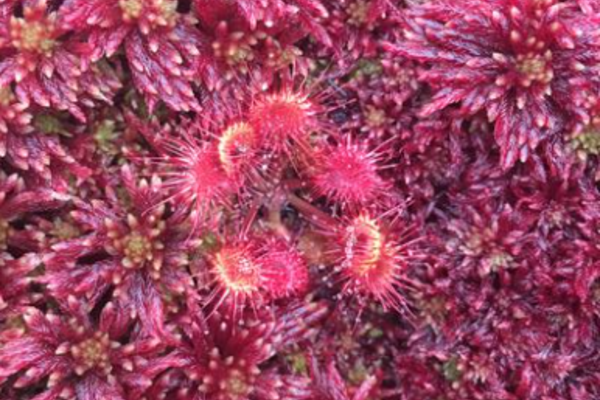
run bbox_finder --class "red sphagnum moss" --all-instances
[0,0,600,399]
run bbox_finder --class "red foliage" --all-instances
[386,0,600,169]
[309,138,390,210]
[1,0,600,399]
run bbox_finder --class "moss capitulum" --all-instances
[571,125,600,159]
[50,218,81,241]
[70,332,111,375]
[225,370,251,398]
[123,232,154,267]
[347,0,371,26]
[154,0,178,26]
[213,30,258,74]
[105,214,165,276]
[202,348,258,400]
[364,105,388,128]
[462,228,514,274]
[10,16,56,55]
[266,46,302,69]
[119,0,144,20]
[515,51,553,87]
[119,0,177,27]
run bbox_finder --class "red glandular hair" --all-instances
[308,137,391,211]
[248,88,321,156]
[161,135,238,230]
[331,211,420,313]
[205,234,309,313]
[255,237,309,300]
